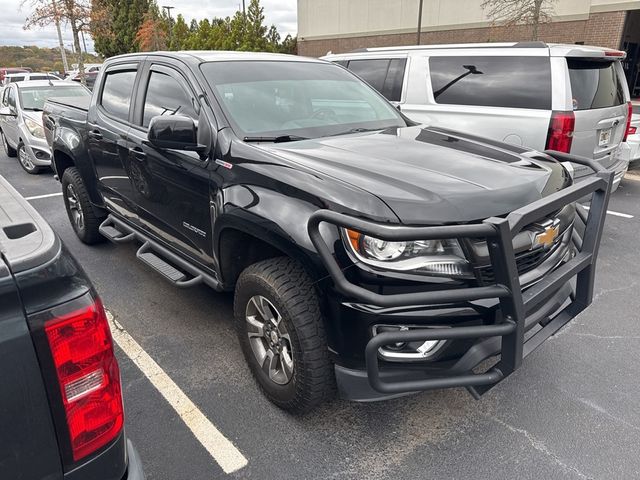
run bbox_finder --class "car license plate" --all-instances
[598,128,612,147]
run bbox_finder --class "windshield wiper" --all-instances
[328,127,382,137]
[243,135,308,143]
[24,107,43,112]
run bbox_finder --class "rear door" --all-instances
[88,61,141,219]
[565,58,628,168]
[0,257,62,480]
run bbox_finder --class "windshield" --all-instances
[200,60,406,140]
[19,85,89,110]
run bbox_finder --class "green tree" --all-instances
[241,0,267,51]
[91,0,149,57]
[170,14,189,50]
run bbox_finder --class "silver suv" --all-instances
[323,42,633,189]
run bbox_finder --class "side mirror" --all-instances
[147,115,208,157]
[0,106,16,117]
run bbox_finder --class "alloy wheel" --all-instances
[18,145,36,171]
[66,183,85,231]
[245,295,294,385]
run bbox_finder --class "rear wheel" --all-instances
[235,257,334,413]
[62,167,105,244]
[17,142,41,174]
[1,130,16,157]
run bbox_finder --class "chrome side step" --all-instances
[98,215,221,290]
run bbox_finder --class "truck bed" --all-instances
[46,94,90,112]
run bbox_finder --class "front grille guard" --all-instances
[307,151,613,396]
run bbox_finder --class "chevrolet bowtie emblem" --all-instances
[534,224,559,249]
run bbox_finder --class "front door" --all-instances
[126,62,214,269]
[2,86,19,149]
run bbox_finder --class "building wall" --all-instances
[298,0,639,57]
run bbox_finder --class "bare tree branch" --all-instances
[481,0,556,40]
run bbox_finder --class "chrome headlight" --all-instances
[343,229,472,278]
[25,117,45,138]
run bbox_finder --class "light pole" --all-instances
[163,6,175,48]
[417,0,424,45]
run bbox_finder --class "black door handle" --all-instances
[88,130,103,140]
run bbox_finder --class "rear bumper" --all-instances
[309,153,613,400]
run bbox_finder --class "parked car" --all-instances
[71,70,99,90]
[44,51,613,413]
[2,72,62,86]
[323,42,632,190]
[0,67,31,82]
[0,174,144,479]
[626,102,640,165]
[65,64,102,82]
[0,80,90,173]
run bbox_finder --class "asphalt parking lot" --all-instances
[3,153,640,480]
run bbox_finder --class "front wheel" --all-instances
[235,257,334,413]
[61,167,105,244]
[17,142,41,174]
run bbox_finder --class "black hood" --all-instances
[262,126,566,224]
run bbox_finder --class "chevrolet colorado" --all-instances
[43,51,613,413]
[0,175,144,478]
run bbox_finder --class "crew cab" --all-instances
[0,175,144,478]
[44,51,614,413]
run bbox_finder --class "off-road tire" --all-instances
[62,167,106,244]
[235,257,335,413]
[1,130,17,157]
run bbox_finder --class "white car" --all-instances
[1,72,61,87]
[324,42,632,190]
[0,80,89,174]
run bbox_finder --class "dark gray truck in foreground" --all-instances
[0,176,144,479]
[43,51,613,413]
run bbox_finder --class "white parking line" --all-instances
[582,206,634,219]
[24,192,63,201]
[106,311,248,474]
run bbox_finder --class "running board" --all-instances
[98,215,222,290]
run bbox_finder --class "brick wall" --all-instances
[299,11,627,57]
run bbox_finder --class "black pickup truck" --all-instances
[0,176,144,478]
[43,51,613,413]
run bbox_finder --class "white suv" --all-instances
[323,42,633,189]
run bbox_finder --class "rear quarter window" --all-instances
[568,59,625,110]
[428,56,552,110]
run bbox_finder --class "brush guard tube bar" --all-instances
[308,152,613,396]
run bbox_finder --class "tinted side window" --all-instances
[10,76,25,83]
[347,59,406,102]
[142,71,197,128]
[101,70,137,121]
[29,75,48,81]
[429,56,552,109]
[567,59,625,110]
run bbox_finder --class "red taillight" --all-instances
[629,126,637,135]
[546,111,575,153]
[624,101,633,142]
[44,298,123,461]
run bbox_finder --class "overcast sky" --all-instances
[2,0,297,53]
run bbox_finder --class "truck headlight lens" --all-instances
[25,117,45,138]
[344,229,472,278]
